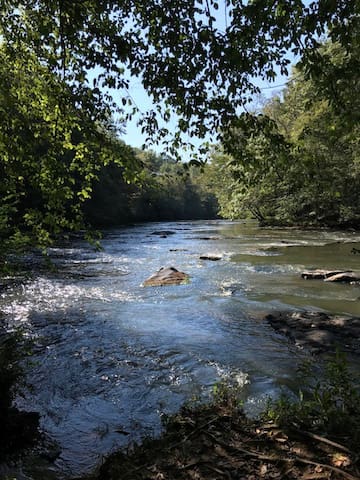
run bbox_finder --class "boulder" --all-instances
[143,267,190,287]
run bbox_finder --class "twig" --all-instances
[293,456,359,480]
[291,428,353,454]
[203,430,287,462]
[168,416,219,450]
[203,431,359,480]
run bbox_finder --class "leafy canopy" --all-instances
[1,0,358,145]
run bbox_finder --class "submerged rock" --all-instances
[301,269,360,283]
[267,311,360,354]
[194,236,221,241]
[143,267,190,287]
[151,230,175,236]
[199,254,222,261]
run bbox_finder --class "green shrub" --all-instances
[263,351,360,445]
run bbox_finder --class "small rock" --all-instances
[151,231,175,236]
[196,236,221,241]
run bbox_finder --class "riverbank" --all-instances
[92,389,360,480]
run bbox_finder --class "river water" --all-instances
[1,220,360,478]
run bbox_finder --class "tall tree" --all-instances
[0,45,139,250]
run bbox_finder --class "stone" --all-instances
[195,236,221,241]
[324,271,360,283]
[301,269,347,280]
[143,267,190,287]
[266,311,360,354]
[151,230,175,236]
[199,254,222,261]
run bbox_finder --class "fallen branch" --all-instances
[203,430,359,480]
[291,428,354,454]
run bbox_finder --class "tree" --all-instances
[1,1,358,146]
[1,1,358,250]
[84,150,219,224]
[213,37,360,227]
[0,44,139,250]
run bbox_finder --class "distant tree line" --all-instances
[84,150,219,227]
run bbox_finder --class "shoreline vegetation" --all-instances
[89,346,360,480]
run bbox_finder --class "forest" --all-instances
[1,1,360,479]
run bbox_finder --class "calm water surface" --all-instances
[1,220,359,478]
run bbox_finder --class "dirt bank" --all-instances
[95,400,359,480]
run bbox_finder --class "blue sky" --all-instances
[118,77,289,157]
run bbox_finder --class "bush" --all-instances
[263,351,360,446]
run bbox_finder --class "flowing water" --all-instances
[1,220,360,478]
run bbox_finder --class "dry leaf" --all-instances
[332,453,351,467]
[260,464,268,476]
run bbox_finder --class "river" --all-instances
[1,220,360,479]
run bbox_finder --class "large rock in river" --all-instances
[301,269,360,283]
[266,311,360,354]
[143,267,190,287]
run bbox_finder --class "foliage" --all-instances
[213,37,360,227]
[263,352,360,444]
[0,44,140,252]
[0,330,24,413]
[84,150,219,225]
[1,1,359,250]
[1,1,358,149]
[212,379,244,410]
[0,328,40,460]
